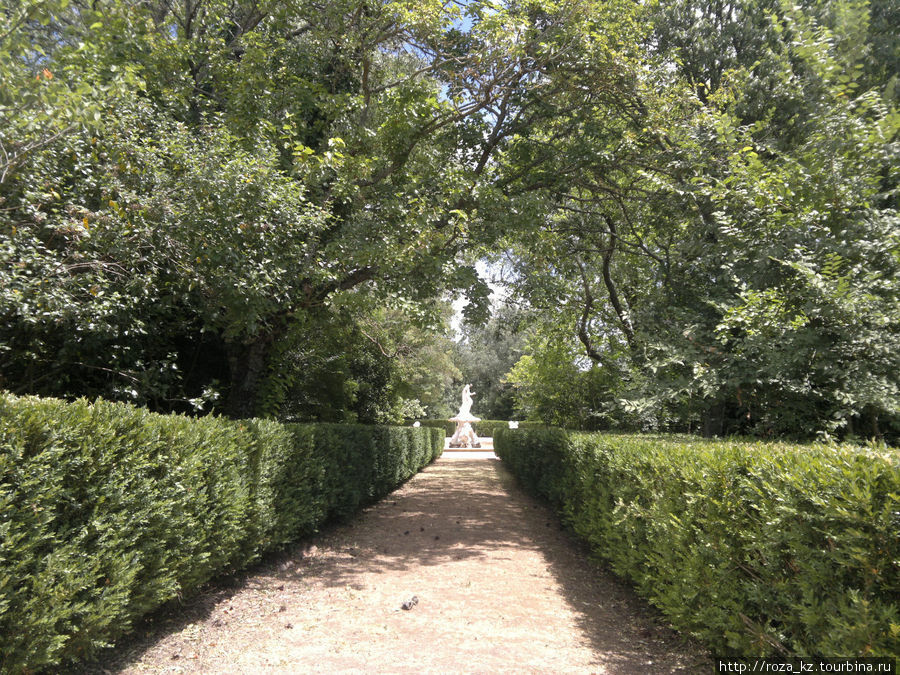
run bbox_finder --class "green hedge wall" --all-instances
[494,428,900,657]
[0,393,443,673]
[417,418,544,437]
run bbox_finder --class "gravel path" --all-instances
[87,453,710,674]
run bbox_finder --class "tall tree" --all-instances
[499,0,899,439]
[3,0,633,416]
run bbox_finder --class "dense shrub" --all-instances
[417,418,544,437]
[0,393,443,673]
[495,428,900,656]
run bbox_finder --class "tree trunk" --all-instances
[600,215,636,349]
[702,402,725,438]
[225,334,275,419]
[868,408,880,441]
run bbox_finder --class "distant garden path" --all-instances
[89,454,710,674]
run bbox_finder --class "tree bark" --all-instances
[225,333,275,419]
[575,258,607,365]
[601,215,636,349]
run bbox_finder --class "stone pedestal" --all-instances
[448,413,480,448]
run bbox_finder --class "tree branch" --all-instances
[601,214,636,348]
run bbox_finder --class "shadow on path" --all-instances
[84,455,709,674]
[278,457,707,673]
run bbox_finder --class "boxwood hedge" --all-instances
[0,392,443,673]
[494,428,899,657]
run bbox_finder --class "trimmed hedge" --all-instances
[0,393,443,673]
[495,428,900,657]
[417,418,544,437]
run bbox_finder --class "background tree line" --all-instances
[2,0,897,441]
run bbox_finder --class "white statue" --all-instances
[459,384,474,416]
[449,383,480,448]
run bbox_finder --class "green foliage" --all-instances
[497,0,900,441]
[495,428,900,656]
[2,0,897,442]
[505,330,632,430]
[274,311,394,425]
[269,300,460,424]
[454,302,532,419]
[494,427,571,506]
[0,391,442,672]
[0,0,543,417]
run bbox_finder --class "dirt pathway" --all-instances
[88,453,710,674]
